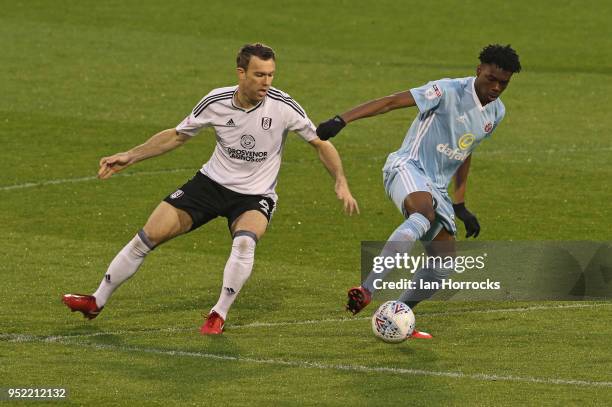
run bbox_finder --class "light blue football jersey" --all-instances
[383,77,505,190]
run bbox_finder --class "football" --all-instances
[371,301,416,343]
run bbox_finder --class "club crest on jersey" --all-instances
[170,189,184,199]
[484,122,494,133]
[240,134,256,149]
[261,117,272,130]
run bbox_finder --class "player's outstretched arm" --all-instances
[309,138,360,216]
[452,155,481,238]
[316,90,417,140]
[98,129,190,179]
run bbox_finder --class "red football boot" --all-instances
[346,286,372,315]
[62,294,103,320]
[409,329,433,339]
[200,311,225,335]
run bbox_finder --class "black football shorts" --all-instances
[163,171,276,231]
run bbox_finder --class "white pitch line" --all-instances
[7,336,612,388]
[2,303,611,388]
[2,302,610,343]
[232,302,612,329]
[0,168,193,191]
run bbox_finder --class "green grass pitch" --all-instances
[1,0,611,405]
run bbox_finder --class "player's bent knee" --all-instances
[420,209,436,224]
[404,205,436,224]
[159,202,193,232]
[142,202,193,246]
[403,194,436,223]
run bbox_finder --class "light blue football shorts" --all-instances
[383,160,457,239]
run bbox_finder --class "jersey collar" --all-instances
[470,77,486,112]
[231,89,264,113]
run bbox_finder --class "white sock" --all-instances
[93,230,153,308]
[363,213,430,293]
[211,232,257,320]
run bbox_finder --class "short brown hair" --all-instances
[236,43,275,70]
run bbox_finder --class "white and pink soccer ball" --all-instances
[371,301,415,343]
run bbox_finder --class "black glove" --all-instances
[453,202,480,238]
[316,115,346,140]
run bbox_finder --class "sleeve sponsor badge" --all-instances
[425,84,443,100]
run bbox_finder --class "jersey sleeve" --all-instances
[409,80,448,113]
[175,92,217,137]
[284,97,317,142]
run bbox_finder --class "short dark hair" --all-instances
[236,43,275,70]
[479,44,521,73]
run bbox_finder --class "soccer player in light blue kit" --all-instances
[317,44,521,338]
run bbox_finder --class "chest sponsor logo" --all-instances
[484,122,494,133]
[458,133,475,150]
[262,117,272,130]
[240,134,256,149]
[228,135,268,162]
[436,144,470,161]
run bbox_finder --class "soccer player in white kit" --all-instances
[62,43,359,335]
[317,44,521,338]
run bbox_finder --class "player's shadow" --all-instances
[94,337,250,402]
[394,343,436,359]
[55,313,242,358]
[55,300,110,338]
[146,296,206,313]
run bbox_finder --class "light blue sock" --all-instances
[363,213,430,293]
[398,267,445,308]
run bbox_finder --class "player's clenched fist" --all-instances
[316,115,346,140]
[98,152,131,179]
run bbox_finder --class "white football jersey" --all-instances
[176,85,317,200]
